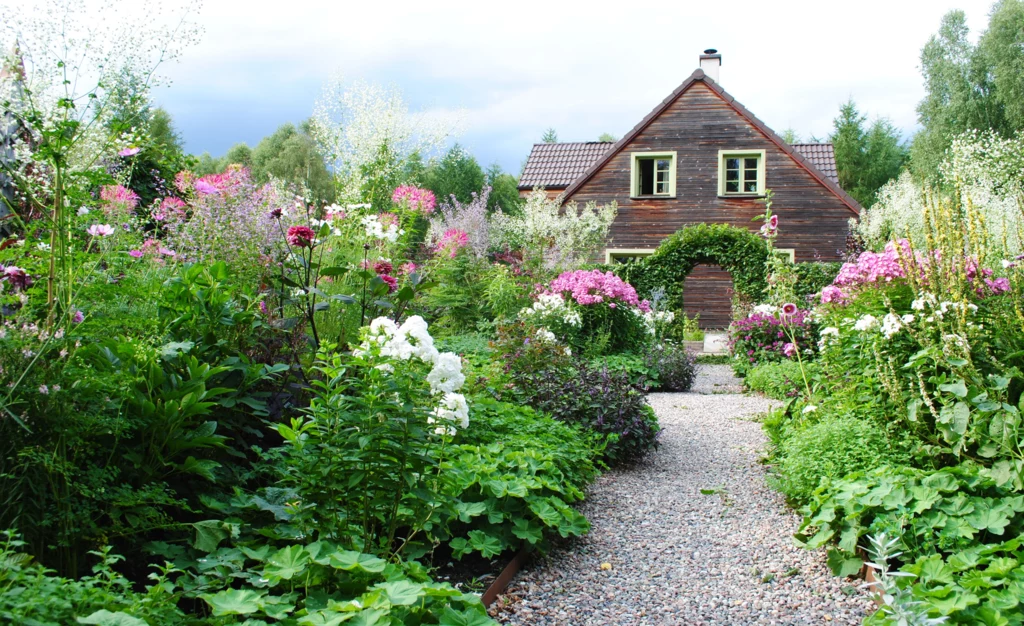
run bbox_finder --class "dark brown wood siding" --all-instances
[567,82,853,263]
[683,264,734,329]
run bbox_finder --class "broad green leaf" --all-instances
[528,499,562,526]
[328,550,387,573]
[512,518,544,544]
[374,580,424,606]
[202,589,263,616]
[966,505,1012,535]
[939,380,968,398]
[264,545,309,580]
[298,611,355,626]
[77,610,148,626]
[558,509,590,538]
[826,549,862,577]
[193,520,230,552]
[455,501,488,523]
[438,606,496,626]
[347,609,389,626]
[467,530,504,558]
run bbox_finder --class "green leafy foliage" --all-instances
[746,361,818,400]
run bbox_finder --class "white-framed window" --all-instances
[630,152,677,197]
[605,248,657,264]
[774,248,795,263]
[718,149,766,196]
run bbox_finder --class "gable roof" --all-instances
[520,140,842,189]
[557,69,861,215]
[519,142,614,189]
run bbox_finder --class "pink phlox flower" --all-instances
[392,185,437,214]
[820,285,847,304]
[638,299,652,313]
[545,270,641,308]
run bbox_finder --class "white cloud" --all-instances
[10,0,995,169]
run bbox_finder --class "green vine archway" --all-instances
[616,223,769,309]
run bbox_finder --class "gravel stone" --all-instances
[493,365,874,625]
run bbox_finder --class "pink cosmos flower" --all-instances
[86,224,115,237]
[194,180,220,195]
[129,250,144,258]
[380,274,398,293]
[118,147,141,157]
[286,225,317,248]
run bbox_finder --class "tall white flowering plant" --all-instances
[276,315,468,557]
[0,0,201,321]
[491,188,617,272]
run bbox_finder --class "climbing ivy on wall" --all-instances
[614,223,769,309]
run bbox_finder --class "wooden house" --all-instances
[518,50,861,327]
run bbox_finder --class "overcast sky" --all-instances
[154,0,997,174]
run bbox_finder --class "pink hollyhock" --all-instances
[435,229,470,259]
[287,225,316,248]
[380,274,398,293]
[781,302,798,317]
[392,185,437,214]
[373,260,393,275]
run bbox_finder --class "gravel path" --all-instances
[493,365,873,625]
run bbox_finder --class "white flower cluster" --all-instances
[818,326,840,350]
[880,313,903,339]
[361,215,403,243]
[911,293,978,323]
[752,304,779,316]
[641,310,675,335]
[853,315,878,332]
[356,316,468,435]
[519,293,582,327]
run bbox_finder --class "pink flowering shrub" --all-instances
[728,308,818,372]
[533,270,653,356]
[392,185,436,214]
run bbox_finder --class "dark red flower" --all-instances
[286,225,316,248]
[380,274,398,293]
[373,260,393,275]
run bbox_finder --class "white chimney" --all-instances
[699,48,721,83]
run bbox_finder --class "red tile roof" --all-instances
[791,143,839,185]
[518,140,840,189]
[518,142,614,189]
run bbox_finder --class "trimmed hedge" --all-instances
[793,261,842,305]
[615,223,769,309]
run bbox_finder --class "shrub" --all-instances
[773,415,905,504]
[589,353,658,388]
[793,261,841,304]
[728,305,817,374]
[649,345,698,392]
[520,270,652,356]
[745,361,816,400]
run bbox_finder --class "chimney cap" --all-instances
[703,48,718,55]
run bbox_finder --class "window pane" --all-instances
[656,181,668,194]
[744,157,758,169]
[744,169,758,181]
[726,180,739,192]
[726,158,740,170]
[726,169,739,181]
[744,181,757,192]
[638,158,654,195]
[657,170,669,182]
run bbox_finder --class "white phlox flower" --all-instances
[427,352,465,394]
[432,392,469,432]
[853,315,879,332]
[881,313,903,339]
